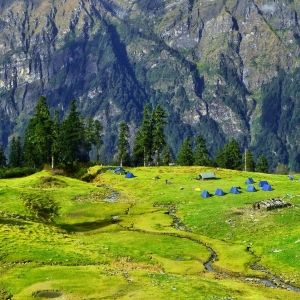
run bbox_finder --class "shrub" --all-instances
[1,167,37,178]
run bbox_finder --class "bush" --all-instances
[1,167,37,179]
[22,193,60,223]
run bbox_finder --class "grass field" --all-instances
[0,166,300,299]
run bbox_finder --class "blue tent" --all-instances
[262,184,272,191]
[201,190,210,198]
[229,187,240,194]
[125,172,135,178]
[245,178,254,184]
[258,180,268,187]
[113,167,125,173]
[246,185,257,192]
[215,188,224,196]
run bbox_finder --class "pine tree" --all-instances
[85,117,95,159]
[193,135,210,166]
[163,145,173,166]
[23,96,53,168]
[256,155,269,173]
[224,139,242,170]
[59,100,82,166]
[9,136,23,167]
[215,147,226,168]
[133,130,144,167]
[139,104,153,166]
[152,104,167,166]
[176,136,194,166]
[244,149,255,172]
[51,110,61,169]
[92,120,103,164]
[0,145,7,168]
[117,121,129,167]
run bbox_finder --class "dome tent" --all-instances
[258,180,268,187]
[246,185,257,192]
[229,187,240,194]
[262,184,272,191]
[113,167,125,175]
[215,188,224,196]
[125,172,135,178]
[245,178,254,184]
[201,190,210,198]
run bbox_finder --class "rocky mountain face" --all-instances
[1,0,300,170]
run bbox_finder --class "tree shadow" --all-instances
[0,218,31,226]
[59,219,119,232]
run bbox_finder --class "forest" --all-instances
[0,96,278,178]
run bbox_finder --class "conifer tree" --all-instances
[224,139,242,170]
[51,110,60,169]
[93,120,103,164]
[215,147,226,168]
[9,136,23,167]
[139,104,153,166]
[0,145,7,168]
[193,135,210,166]
[23,96,53,168]
[244,149,255,172]
[59,100,82,166]
[256,155,269,173]
[117,121,129,167]
[163,145,173,166]
[152,104,167,166]
[176,136,194,166]
[133,130,144,167]
[85,117,95,160]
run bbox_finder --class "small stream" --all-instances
[169,208,300,293]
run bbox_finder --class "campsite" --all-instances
[0,166,300,299]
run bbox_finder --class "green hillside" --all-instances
[0,166,300,299]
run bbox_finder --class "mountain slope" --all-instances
[1,0,300,170]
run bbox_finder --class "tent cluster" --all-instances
[201,187,239,198]
[200,178,273,198]
[245,178,273,191]
[112,167,135,179]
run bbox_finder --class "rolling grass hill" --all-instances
[0,167,300,299]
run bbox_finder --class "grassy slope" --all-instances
[0,167,300,299]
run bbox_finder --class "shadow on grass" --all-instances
[0,218,31,226]
[59,219,119,232]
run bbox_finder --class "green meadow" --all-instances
[1,166,300,299]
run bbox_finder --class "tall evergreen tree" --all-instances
[152,104,167,166]
[92,120,103,164]
[85,117,95,160]
[0,145,7,168]
[133,130,144,167]
[59,100,82,166]
[163,145,173,166]
[256,155,269,173]
[51,110,61,169]
[244,149,255,172]
[139,104,153,166]
[215,147,226,168]
[23,96,53,168]
[193,135,210,166]
[176,136,194,166]
[9,136,23,167]
[224,139,242,170]
[117,121,129,167]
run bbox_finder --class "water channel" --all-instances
[170,209,300,293]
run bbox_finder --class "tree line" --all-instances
[0,96,271,173]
